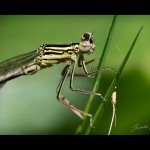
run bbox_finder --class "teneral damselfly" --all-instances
[0,32,117,127]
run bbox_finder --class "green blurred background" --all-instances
[0,15,150,135]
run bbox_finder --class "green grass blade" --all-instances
[84,25,143,135]
[117,26,143,77]
[75,15,118,134]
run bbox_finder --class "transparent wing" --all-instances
[0,50,38,76]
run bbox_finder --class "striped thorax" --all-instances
[34,32,95,68]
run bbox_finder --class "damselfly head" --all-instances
[79,32,95,54]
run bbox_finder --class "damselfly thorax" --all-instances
[34,35,95,69]
[35,43,79,68]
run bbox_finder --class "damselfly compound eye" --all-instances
[81,32,93,44]
[79,32,95,53]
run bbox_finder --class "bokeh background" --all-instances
[0,15,150,135]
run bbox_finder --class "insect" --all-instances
[0,32,117,127]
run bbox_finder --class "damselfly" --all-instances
[0,32,117,127]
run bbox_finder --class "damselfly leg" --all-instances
[56,62,93,127]
[57,55,118,127]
